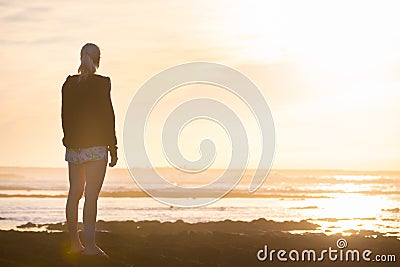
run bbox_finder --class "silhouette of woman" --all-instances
[61,43,118,256]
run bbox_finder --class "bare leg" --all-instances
[82,158,107,254]
[66,162,85,253]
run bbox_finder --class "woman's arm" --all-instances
[104,77,118,166]
[61,76,71,145]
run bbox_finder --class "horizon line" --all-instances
[0,165,399,173]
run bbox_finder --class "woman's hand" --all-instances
[109,156,118,167]
[108,145,118,167]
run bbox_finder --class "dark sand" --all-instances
[0,219,398,267]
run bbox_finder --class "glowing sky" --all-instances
[0,0,399,170]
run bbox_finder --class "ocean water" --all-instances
[0,167,399,237]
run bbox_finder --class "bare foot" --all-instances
[82,246,109,258]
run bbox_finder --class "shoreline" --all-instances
[3,212,400,238]
[12,218,400,239]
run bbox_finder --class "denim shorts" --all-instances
[65,146,108,164]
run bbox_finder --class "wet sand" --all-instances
[0,219,398,266]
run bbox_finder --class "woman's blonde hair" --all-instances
[78,43,100,81]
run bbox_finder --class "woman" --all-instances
[61,43,118,256]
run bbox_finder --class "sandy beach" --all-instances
[0,219,398,267]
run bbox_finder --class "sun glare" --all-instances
[320,194,384,219]
[312,193,392,235]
